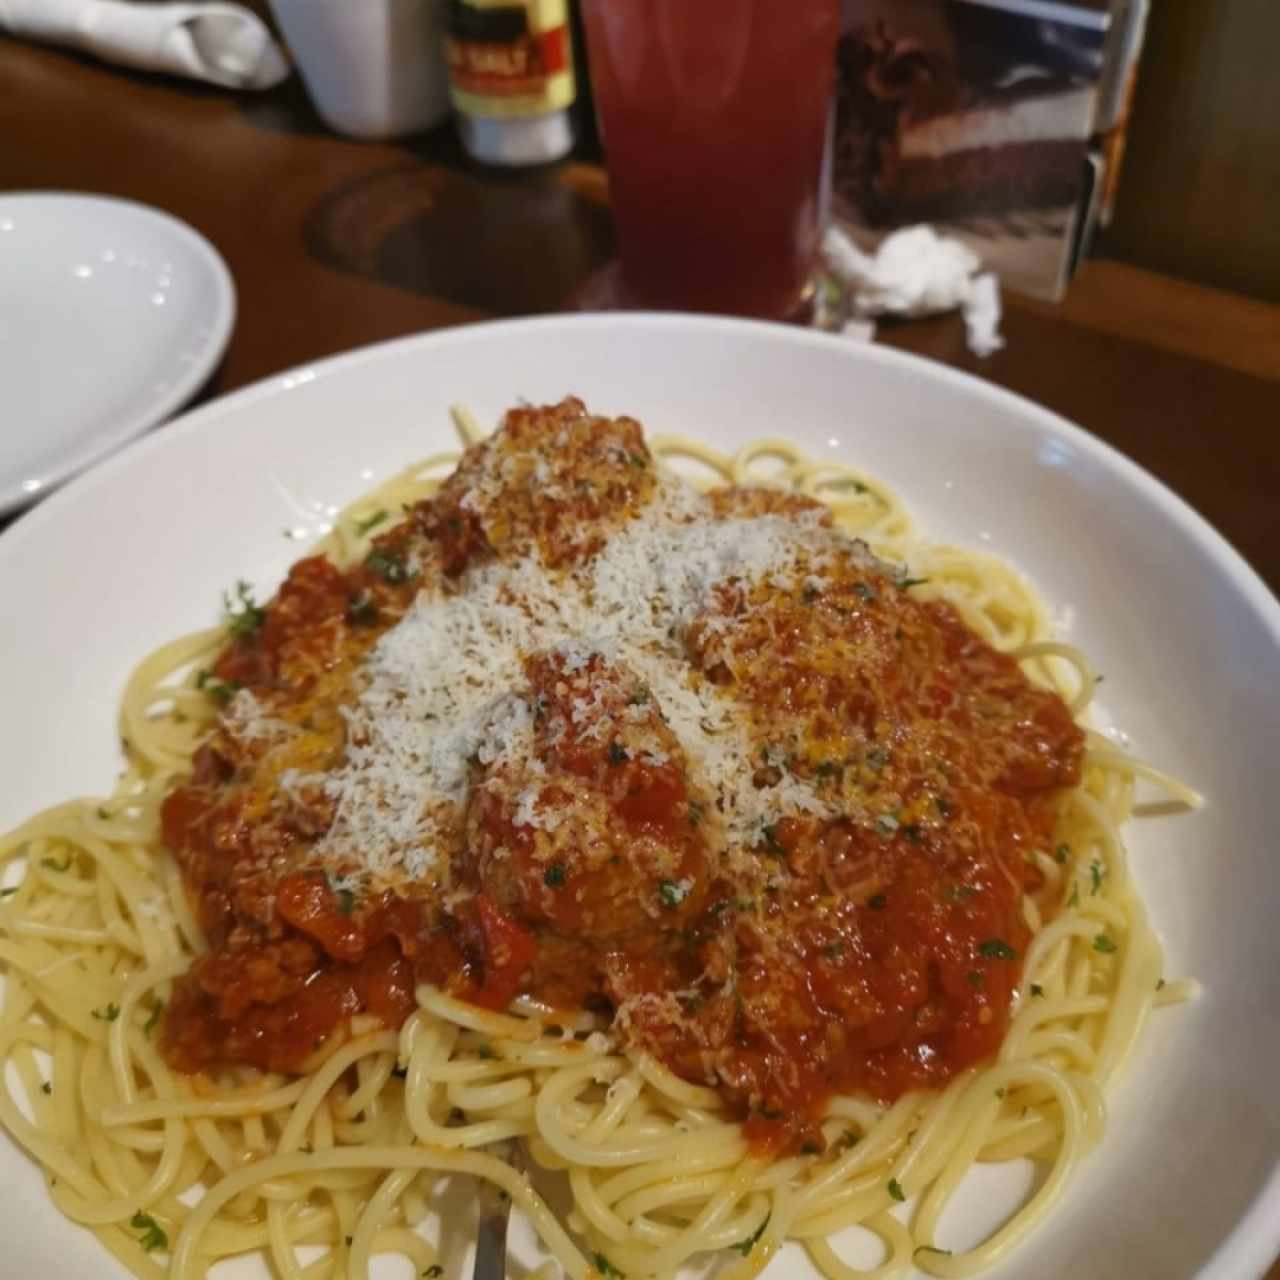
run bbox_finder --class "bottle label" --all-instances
[446,0,576,119]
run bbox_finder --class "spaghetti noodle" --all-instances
[0,400,1198,1280]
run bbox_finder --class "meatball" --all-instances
[463,648,711,942]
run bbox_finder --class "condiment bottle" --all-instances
[445,0,577,166]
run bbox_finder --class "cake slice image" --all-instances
[835,0,1104,226]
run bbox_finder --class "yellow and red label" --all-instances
[446,0,576,118]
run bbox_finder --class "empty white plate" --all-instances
[0,192,235,516]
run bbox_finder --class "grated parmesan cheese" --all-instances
[291,470,882,889]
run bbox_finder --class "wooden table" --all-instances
[2,33,1279,1280]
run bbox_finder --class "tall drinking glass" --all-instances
[580,0,839,321]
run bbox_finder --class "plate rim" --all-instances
[0,312,1277,1279]
[0,189,237,517]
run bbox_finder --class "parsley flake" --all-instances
[658,879,690,908]
[876,813,900,838]
[978,938,1016,961]
[130,1211,168,1253]
[544,864,566,887]
[1068,884,1080,908]
[354,509,389,535]
[335,888,356,916]
[223,581,265,640]
[365,548,411,584]
[760,823,785,856]
[423,1268,444,1279]
[594,1252,626,1278]
[898,577,930,590]
[144,1000,165,1034]
[607,740,629,765]
[41,1081,51,1095]
[1029,984,1044,998]
[0,886,17,898]
[1090,860,1106,895]
[887,1177,906,1202]
[732,1211,771,1257]
[914,1245,953,1259]
[92,1003,121,1022]
[1093,933,1118,954]
[1054,842,1070,864]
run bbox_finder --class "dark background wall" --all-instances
[1100,0,1280,302]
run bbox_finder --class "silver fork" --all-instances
[471,1140,522,1280]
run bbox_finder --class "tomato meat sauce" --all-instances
[159,399,1083,1150]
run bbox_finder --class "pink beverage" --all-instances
[581,0,839,319]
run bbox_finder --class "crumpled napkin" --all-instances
[822,225,1005,358]
[0,0,289,90]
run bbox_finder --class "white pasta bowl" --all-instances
[0,314,1276,1280]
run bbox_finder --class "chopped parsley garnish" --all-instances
[867,893,887,910]
[1156,978,1166,992]
[732,1211,771,1257]
[0,886,17,898]
[476,1044,496,1060]
[760,824,785,856]
[41,1081,52,1095]
[354,509,389,535]
[423,1267,444,1279]
[347,593,379,626]
[914,1245,953,1259]
[1090,860,1106,895]
[627,683,650,706]
[608,740,629,765]
[1029,984,1045,998]
[658,879,690,908]
[814,760,841,781]
[223,580,265,640]
[365,548,411,584]
[96,806,112,820]
[978,938,1016,961]
[144,1000,165,1034]
[1054,842,1070,864]
[688,802,703,828]
[544,864,566,888]
[898,577,930,590]
[130,1211,168,1252]
[335,888,356,916]
[92,1003,121,1022]
[196,669,242,705]
[41,854,72,873]
[887,1177,906,1202]
[594,1253,625,1278]
[1093,933,1118,954]
[1068,884,1080,908]
[995,1087,1007,1099]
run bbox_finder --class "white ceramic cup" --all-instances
[268,0,451,140]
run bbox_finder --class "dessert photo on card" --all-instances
[834,0,1119,300]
